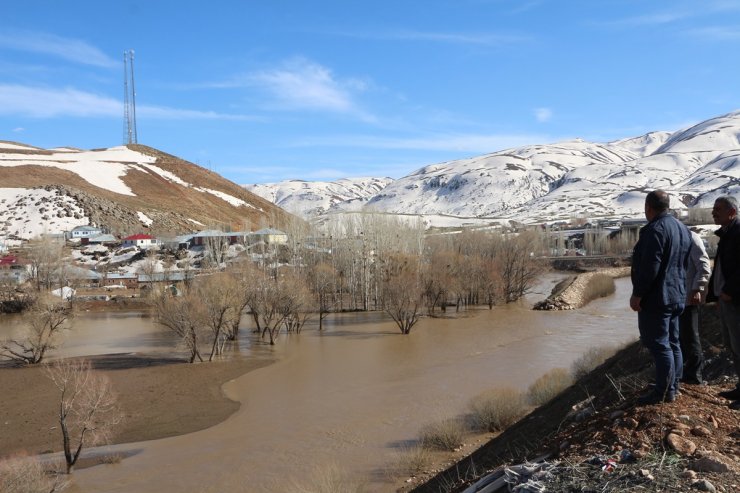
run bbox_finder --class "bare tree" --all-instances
[137,248,160,295]
[194,273,241,360]
[26,236,65,291]
[308,262,336,330]
[0,302,71,364]
[0,278,35,314]
[281,272,314,334]
[152,291,204,363]
[381,254,423,335]
[45,359,122,474]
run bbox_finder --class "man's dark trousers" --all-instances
[679,305,704,382]
[639,303,684,397]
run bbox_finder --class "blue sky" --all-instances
[2,0,740,184]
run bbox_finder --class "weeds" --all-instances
[419,417,466,451]
[468,388,528,432]
[571,344,619,380]
[286,463,366,493]
[391,446,434,478]
[582,273,616,303]
[527,367,573,406]
[0,453,69,493]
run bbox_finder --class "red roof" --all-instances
[123,234,155,241]
[0,255,18,266]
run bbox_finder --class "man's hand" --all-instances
[689,290,703,305]
[720,292,733,302]
[630,295,642,312]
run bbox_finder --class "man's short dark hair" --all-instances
[646,190,670,212]
[715,195,738,213]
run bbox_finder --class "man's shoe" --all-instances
[729,400,740,410]
[680,377,706,385]
[637,391,675,406]
[718,388,740,400]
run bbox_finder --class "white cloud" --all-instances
[326,28,531,46]
[290,133,555,154]
[0,31,117,68]
[0,85,120,117]
[0,85,254,120]
[247,58,373,119]
[534,107,553,123]
[137,105,256,121]
[12,127,25,133]
[686,26,740,40]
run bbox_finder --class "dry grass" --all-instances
[0,453,69,493]
[581,273,616,303]
[571,344,619,380]
[391,446,434,478]
[527,367,573,406]
[468,388,528,432]
[419,417,466,451]
[286,464,366,493]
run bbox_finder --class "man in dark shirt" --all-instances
[630,190,691,405]
[706,196,740,408]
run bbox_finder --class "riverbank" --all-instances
[535,266,630,310]
[0,353,274,460]
[410,305,740,492]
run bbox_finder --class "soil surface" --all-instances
[409,306,740,493]
[0,352,273,460]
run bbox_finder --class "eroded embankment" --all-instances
[534,267,630,310]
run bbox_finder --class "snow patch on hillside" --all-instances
[0,188,88,244]
[0,146,157,196]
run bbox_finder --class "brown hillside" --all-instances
[0,143,293,235]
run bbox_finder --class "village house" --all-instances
[251,228,288,245]
[190,230,248,247]
[0,254,28,284]
[102,272,139,289]
[81,233,118,246]
[67,225,103,240]
[122,233,159,249]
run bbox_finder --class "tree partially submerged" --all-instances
[152,291,204,363]
[0,302,72,364]
[382,255,423,334]
[45,359,122,474]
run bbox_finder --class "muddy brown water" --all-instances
[2,276,638,492]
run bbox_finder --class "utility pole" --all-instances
[123,49,138,145]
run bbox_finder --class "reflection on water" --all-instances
[3,275,639,492]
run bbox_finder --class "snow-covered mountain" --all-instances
[245,177,394,217]
[245,110,740,225]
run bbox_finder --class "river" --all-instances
[5,275,639,492]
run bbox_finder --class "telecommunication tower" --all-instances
[123,49,138,145]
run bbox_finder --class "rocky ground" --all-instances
[410,306,740,493]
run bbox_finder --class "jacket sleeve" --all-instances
[689,232,711,292]
[632,226,664,298]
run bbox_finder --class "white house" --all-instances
[68,225,103,240]
[122,233,158,249]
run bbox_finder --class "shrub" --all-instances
[527,367,573,406]
[287,464,365,493]
[468,388,527,432]
[419,417,466,451]
[0,453,68,493]
[571,345,618,380]
[582,274,615,303]
[392,446,434,477]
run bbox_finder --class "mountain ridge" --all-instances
[246,110,740,225]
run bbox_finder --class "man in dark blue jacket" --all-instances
[706,195,740,408]
[630,190,691,405]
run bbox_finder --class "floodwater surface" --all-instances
[5,276,639,492]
